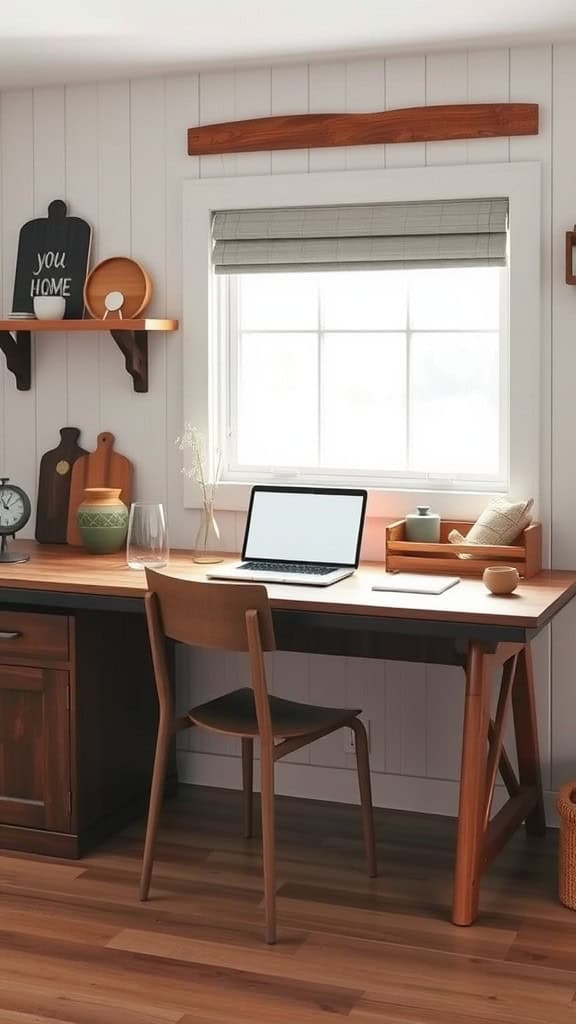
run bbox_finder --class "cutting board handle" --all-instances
[97,431,115,448]
[60,427,81,442]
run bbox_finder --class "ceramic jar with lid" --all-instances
[405,505,441,542]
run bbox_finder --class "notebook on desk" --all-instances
[206,485,367,586]
[372,574,460,595]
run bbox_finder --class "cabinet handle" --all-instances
[0,631,21,639]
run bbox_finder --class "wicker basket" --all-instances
[557,782,576,909]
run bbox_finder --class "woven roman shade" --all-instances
[211,198,509,274]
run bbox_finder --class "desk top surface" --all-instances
[0,542,574,631]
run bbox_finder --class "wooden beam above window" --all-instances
[187,103,538,156]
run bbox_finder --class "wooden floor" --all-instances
[0,786,575,1023]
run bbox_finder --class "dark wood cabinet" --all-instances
[0,606,161,858]
[0,664,70,831]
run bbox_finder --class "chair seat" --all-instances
[188,687,360,738]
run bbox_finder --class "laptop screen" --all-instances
[242,487,367,567]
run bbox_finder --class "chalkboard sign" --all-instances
[12,200,92,319]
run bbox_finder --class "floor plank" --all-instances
[0,784,574,1022]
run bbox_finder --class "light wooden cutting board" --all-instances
[66,431,133,546]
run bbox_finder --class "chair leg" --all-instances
[351,718,377,878]
[139,715,171,901]
[242,738,254,838]
[260,745,277,944]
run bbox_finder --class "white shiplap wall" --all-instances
[1,43,575,819]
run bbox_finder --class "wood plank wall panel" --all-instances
[384,56,427,169]
[510,47,552,564]
[509,47,553,792]
[269,651,312,766]
[550,44,576,791]
[345,58,386,170]
[266,64,313,767]
[1,91,36,499]
[129,79,168,510]
[0,95,4,470]
[308,63,348,173]
[461,50,520,784]
[425,52,468,166]
[380,55,430,779]
[65,85,101,438]
[199,71,237,181]
[349,657,387,776]
[467,49,510,163]
[196,69,245,555]
[185,647,240,759]
[271,65,309,176]
[165,74,199,548]
[97,80,133,449]
[233,68,272,178]
[33,87,68,451]
[413,51,470,783]
[0,42,567,821]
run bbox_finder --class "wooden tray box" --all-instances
[384,519,542,578]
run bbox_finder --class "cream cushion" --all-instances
[448,497,534,549]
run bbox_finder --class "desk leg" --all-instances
[452,641,491,926]
[512,644,546,837]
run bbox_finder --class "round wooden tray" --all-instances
[83,257,152,319]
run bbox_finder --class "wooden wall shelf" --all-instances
[188,103,539,156]
[0,318,178,393]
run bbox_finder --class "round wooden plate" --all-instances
[83,257,152,319]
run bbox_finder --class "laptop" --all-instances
[207,485,367,586]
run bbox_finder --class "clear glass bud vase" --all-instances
[193,501,223,564]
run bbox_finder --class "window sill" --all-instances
[185,480,512,521]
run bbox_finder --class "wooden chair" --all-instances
[140,570,377,944]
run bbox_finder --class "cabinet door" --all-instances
[0,665,70,832]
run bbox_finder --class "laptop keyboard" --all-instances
[239,561,337,575]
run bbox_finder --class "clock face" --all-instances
[0,485,31,535]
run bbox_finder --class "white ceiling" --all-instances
[2,0,576,89]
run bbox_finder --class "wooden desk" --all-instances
[0,542,575,927]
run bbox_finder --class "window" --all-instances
[183,164,540,516]
[224,265,505,489]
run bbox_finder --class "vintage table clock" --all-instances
[0,477,31,562]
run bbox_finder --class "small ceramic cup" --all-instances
[33,296,66,319]
[482,566,520,595]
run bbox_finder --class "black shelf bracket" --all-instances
[109,328,149,393]
[0,330,31,390]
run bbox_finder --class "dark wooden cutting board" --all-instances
[35,427,88,543]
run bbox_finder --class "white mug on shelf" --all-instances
[33,296,66,320]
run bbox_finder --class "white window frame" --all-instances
[182,162,541,518]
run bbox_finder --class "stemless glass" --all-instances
[126,502,168,569]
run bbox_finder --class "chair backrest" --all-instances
[145,570,276,651]
[144,571,277,743]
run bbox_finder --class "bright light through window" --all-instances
[225,267,505,486]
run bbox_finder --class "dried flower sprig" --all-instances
[175,424,222,508]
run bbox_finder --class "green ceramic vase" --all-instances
[76,487,129,554]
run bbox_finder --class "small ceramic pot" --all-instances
[33,296,66,319]
[76,487,129,554]
[482,566,520,595]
